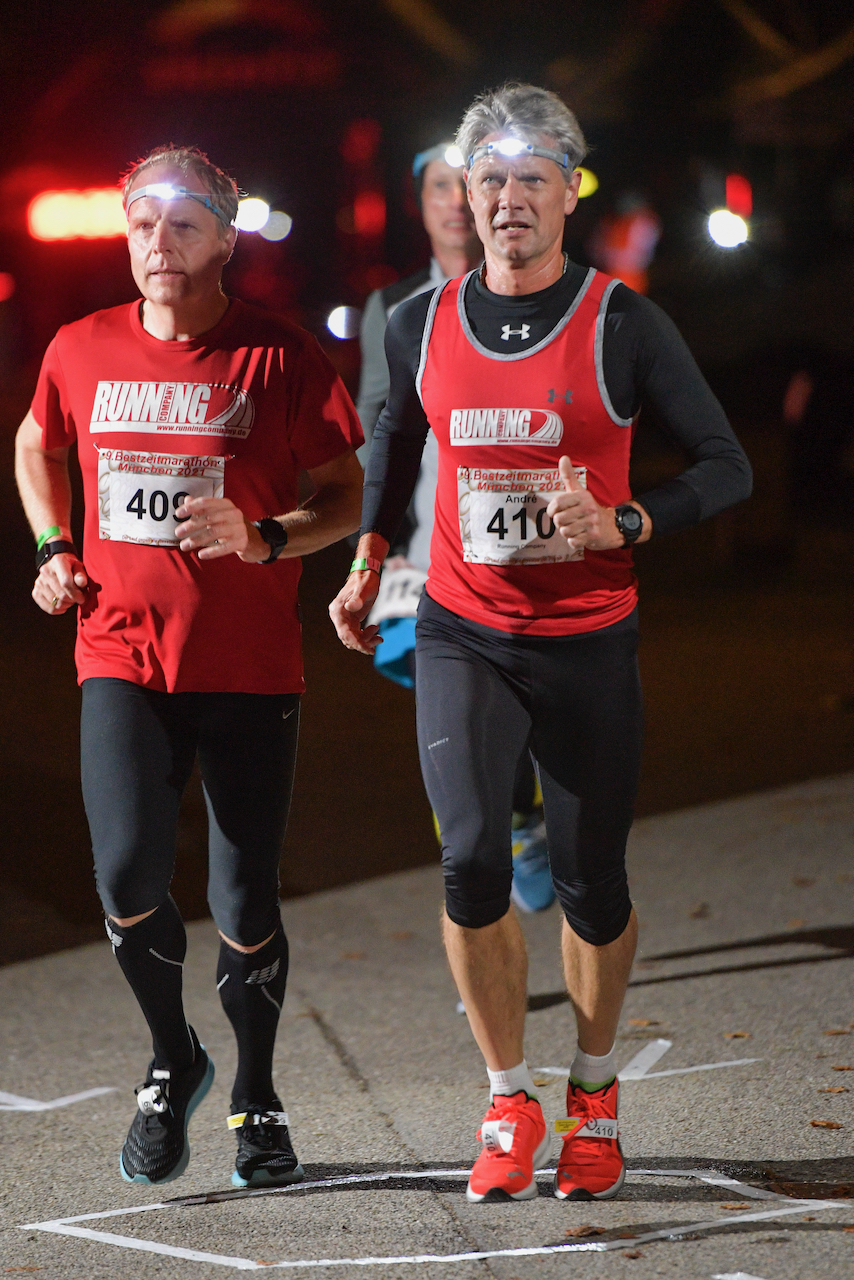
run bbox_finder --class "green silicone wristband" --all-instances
[36,525,62,552]
[350,557,382,575]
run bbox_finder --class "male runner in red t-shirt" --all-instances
[16,145,363,1188]
[331,84,751,1204]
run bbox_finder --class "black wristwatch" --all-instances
[614,504,644,546]
[254,518,288,563]
[35,540,77,572]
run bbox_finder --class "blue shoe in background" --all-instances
[510,813,555,913]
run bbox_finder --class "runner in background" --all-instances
[357,140,553,913]
[587,192,661,296]
[15,145,363,1190]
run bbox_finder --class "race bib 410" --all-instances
[457,466,587,565]
[97,449,225,546]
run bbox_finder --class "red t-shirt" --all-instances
[30,298,362,693]
[420,270,638,635]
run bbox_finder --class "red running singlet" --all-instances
[418,268,639,635]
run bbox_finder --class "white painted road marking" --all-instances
[0,1087,116,1112]
[713,1273,770,1280]
[19,1168,847,1270]
[533,1039,761,1083]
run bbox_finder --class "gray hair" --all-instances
[121,145,239,230]
[456,83,587,177]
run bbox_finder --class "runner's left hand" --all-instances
[547,456,623,552]
[174,496,268,562]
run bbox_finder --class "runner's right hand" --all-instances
[329,571,383,655]
[33,551,88,615]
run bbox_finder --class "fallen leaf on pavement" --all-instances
[628,1018,660,1027]
[811,1120,844,1129]
[720,1202,752,1210]
[819,1086,849,1093]
[824,1029,851,1036]
[832,1065,853,1070]
[689,902,710,919]
[724,1031,751,1039]
[843,1226,854,1232]
[792,876,816,887]
[564,1224,604,1237]
[532,1074,558,1087]
[623,1250,644,1259]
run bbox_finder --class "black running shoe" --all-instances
[120,1027,215,1185]
[229,1105,304,1188]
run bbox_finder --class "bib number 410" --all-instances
[486,504,555,542]
[126,488,190,523]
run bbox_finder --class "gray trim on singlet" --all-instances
[455,265,597,361]
[595,277,634,427]
[415,281,450,404]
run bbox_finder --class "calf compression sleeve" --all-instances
[106,897,194,1073]
[217,920,289,1110]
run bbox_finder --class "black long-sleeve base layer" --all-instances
[361,264,752,549]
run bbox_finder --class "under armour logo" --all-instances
[246,959,280,985]
[501,324,530,341]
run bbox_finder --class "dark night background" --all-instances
[1,0,852,964]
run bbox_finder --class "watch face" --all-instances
[621,507,643,533]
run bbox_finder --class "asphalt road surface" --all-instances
[2,773,853,1279]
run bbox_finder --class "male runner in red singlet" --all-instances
[16,146,363,1189]
[331,83,752,1204]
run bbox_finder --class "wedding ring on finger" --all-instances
[51,595,59,609]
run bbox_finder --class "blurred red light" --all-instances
[353,190,386,238]
[0,272,15,302]
[27,189,126,241]
[726,174,752,218]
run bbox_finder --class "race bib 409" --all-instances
[458,465,586,565]
[98,449,225,546]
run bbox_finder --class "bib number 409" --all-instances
[126,488,190,523]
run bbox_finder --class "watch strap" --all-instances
[254,518,288,563]
[35,539,77,571]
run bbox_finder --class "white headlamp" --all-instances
[468,138,570,170]
[125,183,232,227]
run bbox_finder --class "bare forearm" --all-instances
[15,422,74,541]
[276,483,362,559]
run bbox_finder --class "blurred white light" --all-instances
[708,209,748,248]
[444,145,465,168]
[327,306,361,340]
[235,198,270,232]
[259,211,293,241]
[496,138,526,158]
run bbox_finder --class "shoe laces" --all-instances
[136,1069,171,1116]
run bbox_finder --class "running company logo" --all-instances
[449,408,563,446]
[89,381,255,438]
[500,324,530,341]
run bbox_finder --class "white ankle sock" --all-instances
[487,1060,538,1101]
[570,1044,617,1092]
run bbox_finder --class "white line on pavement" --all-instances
[0,1086,116,1112]
[713,1273,770,1280]
[18,1168,847,1271]
[533,1039,761,1083]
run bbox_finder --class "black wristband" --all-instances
[35,540,77,572]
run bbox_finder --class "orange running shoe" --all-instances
[466,1090,550,1203]
[554,1077,625,1201]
